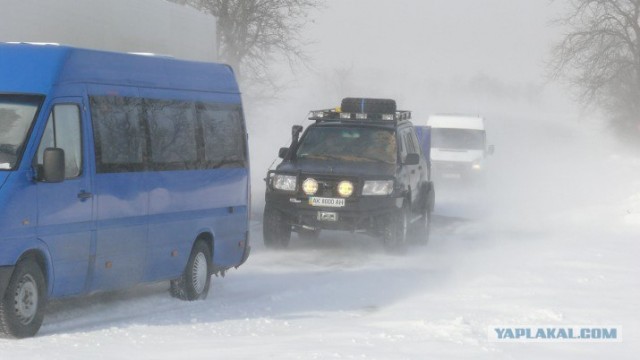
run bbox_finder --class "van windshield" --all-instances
[296,126,397,164]
[431,128,485,150]
[0,95,43,170]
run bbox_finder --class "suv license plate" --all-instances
[317,211,338,221]
[309,197,345,207]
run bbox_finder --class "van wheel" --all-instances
[382,206,409,252]
[0,258,47,338]
[263,205,291,248]
[170,241,211,301]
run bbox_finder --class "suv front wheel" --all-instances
[382,206,409,252]
[263,204,291,249]
[413,185,432,245]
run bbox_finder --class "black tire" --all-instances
[414,209,431,246]
[0,258,47,338]
[263,204,291,249]
[170,241,211,301]
[427,182,435,213]
[414,185,432,245]
[382,206,409,252]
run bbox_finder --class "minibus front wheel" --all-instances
[170,241,212,301]
[0,258,47,338]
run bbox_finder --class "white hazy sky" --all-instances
[308,0,563,83]
[257,0,574,129]
[250,1,581,202]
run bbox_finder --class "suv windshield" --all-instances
[296,126,397,164]
[0,94,43,170]
[431,128,485,150]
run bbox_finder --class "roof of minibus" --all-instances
[426,114,485,130]
[0,43,239,94]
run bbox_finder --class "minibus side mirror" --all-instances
[42,148,65,183]
[404,153,420,165]
[278,147,289,159]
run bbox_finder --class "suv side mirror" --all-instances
[278,147,289,159]
[487,145,495,155]
[404,153,420,165]
[42,147,65,183]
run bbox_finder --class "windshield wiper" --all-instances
[210,158,243,169]
[0,144,17,155]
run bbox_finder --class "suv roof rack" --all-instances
[308,109,411,123]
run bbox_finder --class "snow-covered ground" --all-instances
[2,0,637,358]
[1,111,638,359]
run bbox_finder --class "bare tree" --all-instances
[550,0,640,140]
[173,0,323,99]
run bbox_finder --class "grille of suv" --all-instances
[301,175,359,198]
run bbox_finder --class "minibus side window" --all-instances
[90,96,145,173]
[147,99,198,169]
[198,104,246,168]
[36,104,82,178]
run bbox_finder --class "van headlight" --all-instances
[362,180,393,196]
[272,174,297,191]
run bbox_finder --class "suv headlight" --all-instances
[337,180,354,197]
[302,178,318,195]
[272,174,297,191]
[362,180,393,196]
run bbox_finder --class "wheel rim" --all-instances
[191,252,208,295]
[14,274,38,325]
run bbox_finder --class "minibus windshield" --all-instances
[431,128,485,150]
[0,94,43,170]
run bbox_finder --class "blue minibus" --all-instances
[0,43,250,338]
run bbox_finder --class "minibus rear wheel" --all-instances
[0,258,47,338]
[170,241,211,301]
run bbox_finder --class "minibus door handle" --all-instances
[77,190,93,201]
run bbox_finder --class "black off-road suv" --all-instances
[263,98,435,250]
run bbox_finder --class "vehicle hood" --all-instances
[276,159,396,178]
[0,172,9,190]
[431,148,484,163]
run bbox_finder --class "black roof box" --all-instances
[341,98,397,114]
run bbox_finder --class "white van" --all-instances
[426,114,494,180]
